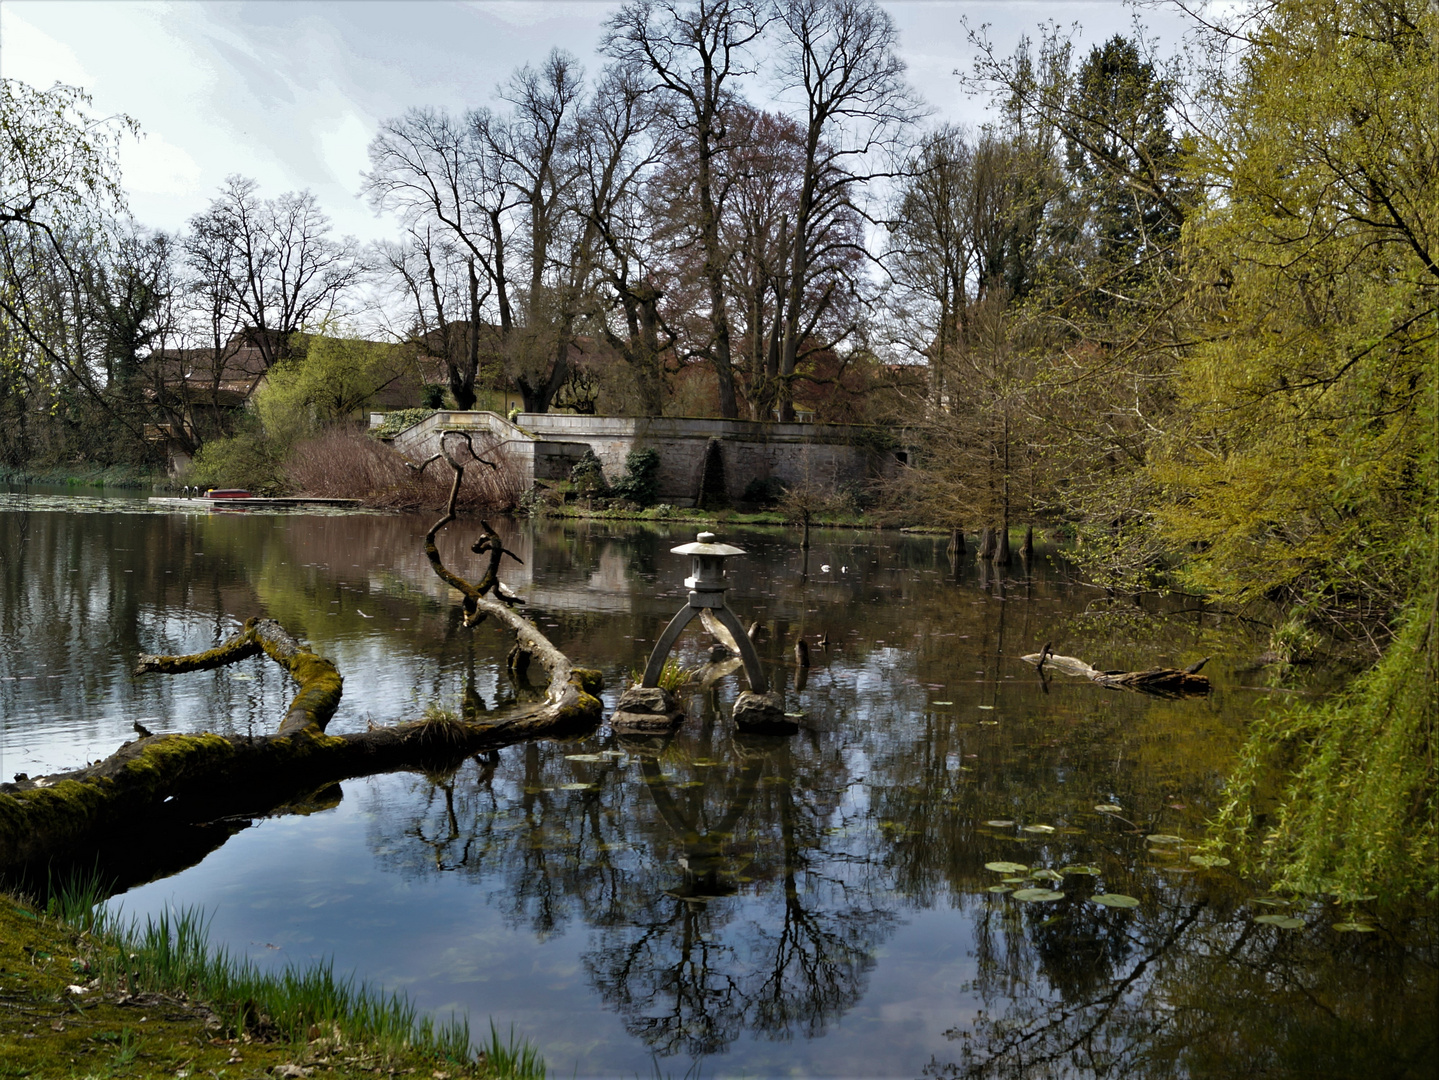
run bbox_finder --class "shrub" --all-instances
[569,449,610,497]
[186,421,289,495]
[371,409,435,440]
[610,447,661,508]
[742,475,788,507]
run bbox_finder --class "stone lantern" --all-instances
[610,531,789,734]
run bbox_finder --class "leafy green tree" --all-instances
[254,331,414,446]
[1161,0,1437,900]
[1156,0,1435,626]
[1062,35,1187,290]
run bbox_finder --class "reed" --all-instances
[285,429,523,512]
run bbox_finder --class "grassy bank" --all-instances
[0,880,544,1079]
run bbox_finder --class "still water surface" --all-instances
[1,488,1432,1078]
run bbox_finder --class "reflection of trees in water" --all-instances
[584,731,896,1057]
[362,705,897,1059]
[929,893,1437,1080]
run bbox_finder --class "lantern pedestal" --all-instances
[614,531,785,734]
[732,690,794,734]
[611,685,686,733]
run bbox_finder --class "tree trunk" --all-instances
[993,523,1012,566]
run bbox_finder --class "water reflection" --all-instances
[1,490,1432,1077]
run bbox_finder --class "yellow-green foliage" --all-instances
[187,331,414,493]
[256,331,412,443]
[1161,0,1439,901]
[1211,557,1439,901]
[1155,0,1436,620]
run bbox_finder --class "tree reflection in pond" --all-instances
[368,698,898,1058]
[928,891,1435,1080]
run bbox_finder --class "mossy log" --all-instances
[0,433,603,877]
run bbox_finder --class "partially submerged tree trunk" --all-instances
[0,431,603,876]
[1021,645,1211,698]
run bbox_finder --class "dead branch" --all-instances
[1020,650,1211,698]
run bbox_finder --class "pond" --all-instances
[1,488,1433,1078]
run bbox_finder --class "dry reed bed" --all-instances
[286,430,522,512]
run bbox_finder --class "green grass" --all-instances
[630,658,694,692]
[3,870,546,1078]
[98,903,483,1062]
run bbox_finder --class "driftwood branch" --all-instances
[0,437,603,881]
[1020,650,1211,698]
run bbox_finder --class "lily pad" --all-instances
[1254,914,1305,929]
[977,705,995,710]
[986,885,1013,894]
[984,861,1030,874]
[1060,865,1102,875]
[1094,804,1123,814]
[1002,876,1032,884]
[1090,893,1140,909]
[1022,824,1056,834]
[1189,855,1231,868]
[1012,888,1064,902]
[930,701,954,706]
[564,754,604,762]
[984,819,1016,827]
[1031,869,1064,882]
[1332,922,1376,933]
[560,782,597,791]
[980,720,1000,726]
[1146,834,1185,845]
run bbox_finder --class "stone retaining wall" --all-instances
[388,412,908,506]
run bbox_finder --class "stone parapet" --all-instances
[384,411,909,505]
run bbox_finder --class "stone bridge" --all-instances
[383,411,909,507]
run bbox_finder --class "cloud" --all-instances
[0,6,91,88]
[317,111,374,193]
[120,128,204,198]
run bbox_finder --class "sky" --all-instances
[0,1,1191,244]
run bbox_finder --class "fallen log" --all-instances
[1021,647,1211,698]
[0,431,603,880]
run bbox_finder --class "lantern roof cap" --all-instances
[671,531,746,557]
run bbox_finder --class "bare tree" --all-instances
[769,0,920,420]
[365,108,514,408]
[202,176,366,369]
[603,0,768,419]
[376,225,492,409]
[491,50,590,412]
[576,62,673,416]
